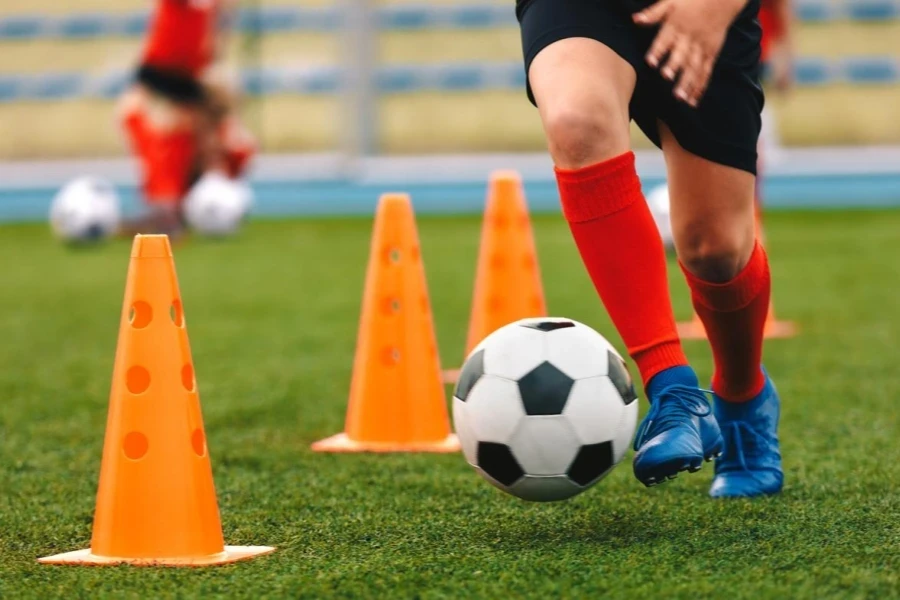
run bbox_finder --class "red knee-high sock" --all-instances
[680,241,770,402]
[556,151,688,386]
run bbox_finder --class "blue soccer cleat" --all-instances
[699,409,724,462]
[709,373,784,498]
[633,374,723,487]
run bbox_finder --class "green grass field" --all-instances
[1,210,899,598]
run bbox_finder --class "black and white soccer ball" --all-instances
[452,317,639,502]
[184,171,253,237]
[49,176,121,243]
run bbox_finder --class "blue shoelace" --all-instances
[717,420,773,472]
[633,384,713,451]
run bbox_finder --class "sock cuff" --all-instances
[554,151,642,223]
[631,340,690,387]
[681,241,770,312]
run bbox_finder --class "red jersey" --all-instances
[758,0,782,64]
[142,0,219,78]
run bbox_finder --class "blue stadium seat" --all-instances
[0,15,43,39]
[843,56,899,83]
[0,75,23,102]
[28,72,82,99]
[378,66,423,94]
[847,0,899,21]
[57,13,111,39]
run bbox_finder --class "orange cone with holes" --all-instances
[39,235,274,566]
[312,193,459,453]
[442,171,547,383]
[677,200,796,339]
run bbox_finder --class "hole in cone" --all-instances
[182,363,195,392]
[129,301,152,329]
[382,347,401,365]
[191,428,206,457]
[123,431,148,459]
[126,366,151,394]
[170,300,184,327]
[385,248,401,264]
[381,297,401,315]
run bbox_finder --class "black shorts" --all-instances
[136,64,207,105]
[517,0,765,174]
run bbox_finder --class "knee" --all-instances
[543,96,630,168]
[677,227,755,282]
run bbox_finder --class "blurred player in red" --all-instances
[117,0,256,237]
[756,0,795,231]
[760,0,795,94]
[518,0,785,496]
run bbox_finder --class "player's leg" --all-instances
[198,113,256,180]
[520,0,720,485]
[661,126,783,498]
[117,85,199,237]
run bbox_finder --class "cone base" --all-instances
[762,320,799,338]
[677,320,798,340]
[442,369,461,385]
[311,432,460,453]
[38,545,275,567]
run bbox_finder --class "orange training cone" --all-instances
[39,235,274,566]
[677,204,796,339]
[312,193,459,453]
[442,171,546,383]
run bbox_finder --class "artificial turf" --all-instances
[1,209,898,598]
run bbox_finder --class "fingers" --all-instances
[673,45,705,106]
[681,54,715,107]
[637,0,723,107]
[633,0,674,25]
[645,23,677,69]
[660,35,691,81]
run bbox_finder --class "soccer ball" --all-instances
[452,317,639,502]
[49,176,121,243]
[184,171,252,236]
[646,184,674,249]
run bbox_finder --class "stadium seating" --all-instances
[0,0,898,158]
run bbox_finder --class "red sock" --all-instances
[556,151,688,386]
[680,241,770,402]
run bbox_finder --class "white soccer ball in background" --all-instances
[646,184,674,250]
[452,317,639,502]
[184,171,253,236]
[49,176,121,243]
